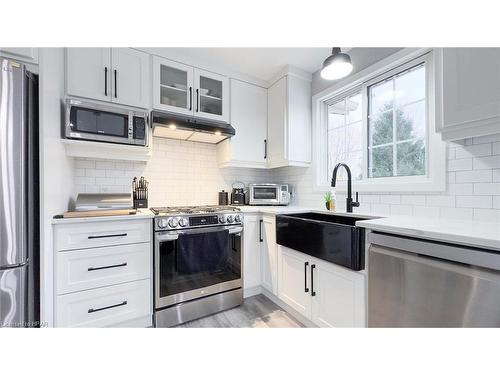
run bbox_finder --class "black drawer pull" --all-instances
[88,301,127,314]
[87,233,127,240]
[259,219,263,242]
[304,261,309,293]
[311,264,316,296]
[88,262,127,272]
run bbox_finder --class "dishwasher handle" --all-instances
[369,232,500,271]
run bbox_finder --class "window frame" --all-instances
[313,48,446,193]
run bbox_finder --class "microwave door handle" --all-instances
[104,67,108,96]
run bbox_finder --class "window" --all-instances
[368,64,426,178]
[327,92,363,181]
[315,50,446,192]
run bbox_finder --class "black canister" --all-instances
[218,190,229,205]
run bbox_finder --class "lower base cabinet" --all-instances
[260,215,278,295]
[278,246,366,327]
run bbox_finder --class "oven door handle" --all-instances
[156,226,243,242]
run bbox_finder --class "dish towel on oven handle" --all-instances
[177,229,231,274]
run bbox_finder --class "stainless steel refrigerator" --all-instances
[0,57,39,328]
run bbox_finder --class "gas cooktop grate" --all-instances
[150,205,241,215]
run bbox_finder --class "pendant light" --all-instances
[320,47,353,80]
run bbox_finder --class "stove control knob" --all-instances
[168,217,179,228]
[234,214,241,223]
[227,215,234,223]
[158,218,169,229]
[178,217,188,227]
[219,215,227,224]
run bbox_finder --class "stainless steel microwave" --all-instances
[248,184,291,206]
[65,99,149,146]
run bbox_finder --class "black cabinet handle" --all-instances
[88,233,127,240]
[88,262,127,272]
[264,139,267,159]
[311,264,316,296]
[104,67,108,96]
[189,87,193,110]
[114,69,117,98]
[304,262,309,293]
[196,88,199,112]
[88,301,127,314]
[259,219,263,242]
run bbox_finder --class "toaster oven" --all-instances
[248,184,290,206]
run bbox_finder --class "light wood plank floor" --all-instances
[176,294,304,328]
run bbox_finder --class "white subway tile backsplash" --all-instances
[473,155,500,170]
[456,195,492,209]
[473,183,500,195]
[448,158,473,171]
[426,195,455,207]
[455,170,492,183]
[455,143,491,159]
[73,135,500,222]
[440,207,473,221]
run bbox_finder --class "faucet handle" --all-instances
[353,192,360,207]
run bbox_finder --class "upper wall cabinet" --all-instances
[0,48,39,64]
[66,48,150,109]
[267,73,312,168]
[217,79,267,168]
[436,48,500,140]
[152,56,229,122]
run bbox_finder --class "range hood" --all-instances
[151,111,235,144]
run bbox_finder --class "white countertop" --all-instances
[51,209,154,225]
[51,205,500,250]
[356,215,500,250]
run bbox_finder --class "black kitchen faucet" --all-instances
[331,163,360,213]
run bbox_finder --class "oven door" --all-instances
[155,226,242,309]
[250,185,280,205]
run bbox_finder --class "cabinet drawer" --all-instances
[56,279,151,327]
[54,219,151,251]
[57,242,151,294]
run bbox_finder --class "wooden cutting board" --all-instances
[62,209,137,218]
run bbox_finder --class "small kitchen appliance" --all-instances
[150,205,243,327]
[65,99,149,146]
[230,182,246,205]
[218,190,229,205]
[248,183,291,206]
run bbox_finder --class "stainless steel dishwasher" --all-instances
[368,232,500,327]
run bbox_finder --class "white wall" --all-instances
[39,48,74,327]
[274,134,500,222]
[74,137,274,206]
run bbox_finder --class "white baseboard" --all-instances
[243,286,262,298]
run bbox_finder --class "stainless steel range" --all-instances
[151,205,243,327]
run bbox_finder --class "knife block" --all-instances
[133,198,148,209]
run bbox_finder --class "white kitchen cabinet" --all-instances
[111,48,150,108]
[66,48,150,108]
[217,79,267,168]
[243,214,262,293]
[278,246,311,318]
[260,215,278,295]
[311,259,365,328]
[267,73,311,168]
[436,48,500,140]
[53,217,153,328]
[66,48,111,102]
[153,56,229,122]
[277,246,366,327]
[0,47,38,64]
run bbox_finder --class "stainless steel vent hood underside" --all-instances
[151,111,235,144]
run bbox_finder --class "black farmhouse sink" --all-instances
[276,212,370,271]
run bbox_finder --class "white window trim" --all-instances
[312,48,446,193]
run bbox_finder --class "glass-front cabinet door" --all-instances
[194,69,229,122]
[153,56,194,116]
